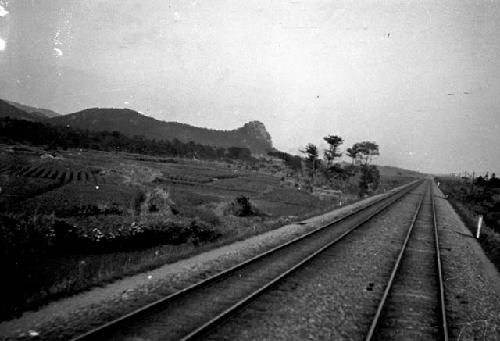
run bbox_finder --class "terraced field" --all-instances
[0,163,106,184]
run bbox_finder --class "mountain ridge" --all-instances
[0,98,274,154]
[47,107,274,154]
[5,100,60,118]
[0,99,48,121]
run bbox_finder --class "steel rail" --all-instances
[432,183,449,341]
[71,180,422,341]
[180,182,422,341]
[364,183,427,341]
[364,181,448,341]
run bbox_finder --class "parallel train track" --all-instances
[364,182,448,341]
[70,181,422,341]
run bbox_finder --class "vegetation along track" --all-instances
[68,180,422,341]
[364,182,448,341]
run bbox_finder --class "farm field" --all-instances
[0,144,419,319]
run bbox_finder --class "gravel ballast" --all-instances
[200,182,428,340]
[199,181,500,341]
[0,182,416,340]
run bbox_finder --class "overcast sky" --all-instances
[0,0,499,175]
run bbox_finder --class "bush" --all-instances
[130,189,146,216]
[236,196,253,216]
[0,213,223,319]
[0,211,223,260]
[359,165,380,197]
[188,218,221,245]
[140,187,175,215]
[224,195,264,217]
[0,213,57,260]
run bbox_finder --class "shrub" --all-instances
[144,218,191,245]
[236,196,253,216]
[224,195,264,217]
[0,213,223,319]
[0,211,223,260]
[0,213,57,260]
[359,165,380,197]
[188,218,221,245]
[141,187,172,214]
[130,189,146,216]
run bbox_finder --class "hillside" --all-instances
[376,165,424,178]
[0,99,47,121]
[5,100,60,118]
[49,108,274,154]
[334,161,423,178]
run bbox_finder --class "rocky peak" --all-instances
[240,120,272,146]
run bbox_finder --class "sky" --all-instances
[0,0,499,175]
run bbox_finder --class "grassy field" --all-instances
[0,145,418,320]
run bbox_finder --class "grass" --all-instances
[437,178,500,272]
[447,200,500,268]
[0,211,312,319]
[0,212,221,319]
[22,183,142,215]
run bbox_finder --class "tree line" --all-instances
[299,136,381,196]
[0,117,255,162]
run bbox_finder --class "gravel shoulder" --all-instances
[0,183,416,340]
[434,182,500,340]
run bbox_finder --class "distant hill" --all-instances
[49,108,274,154]
[0,99,48,121]
[336,161,423,178]
[5,100,60,118]
[377,165,425,178]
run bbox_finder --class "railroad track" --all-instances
[68,180,422,341]
[364,182,448,341]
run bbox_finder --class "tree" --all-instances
[346,146,358,165]
[359,164,380,197]
[324,163,350,181]
[301,143,319,164]
[300,143,320,182]
[227,147,253,161]
[267,151,302,172]
[323,135,343,166]
[352,141,379,164]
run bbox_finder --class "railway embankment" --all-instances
[434,183,500,340]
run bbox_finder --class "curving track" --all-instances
[70,181,422,341]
